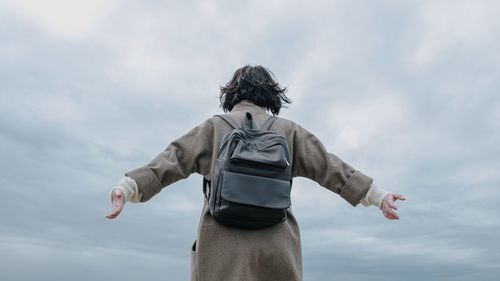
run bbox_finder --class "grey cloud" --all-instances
[1,1,499,281]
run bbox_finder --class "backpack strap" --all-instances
[202,177,210,199]
[215,113,276,131]
[214,114,239,129]
[260,116,278,131]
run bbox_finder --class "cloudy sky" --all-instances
[1,0,499,280]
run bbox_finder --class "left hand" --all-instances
[380,193,406,220]
[106,188,125,219]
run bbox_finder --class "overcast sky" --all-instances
[1,0,499,280]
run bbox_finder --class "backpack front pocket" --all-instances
[220,171,291,209]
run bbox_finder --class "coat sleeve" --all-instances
[291,124,374,206]
[124,118,214,202]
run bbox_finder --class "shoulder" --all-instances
[269,116,313,142]
[194,115,238,134]
[177,116,218,137]
[204,115,231,129]
[272,116,305,132]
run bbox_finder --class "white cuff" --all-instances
[109,177,142,203]
[360,183,391,208]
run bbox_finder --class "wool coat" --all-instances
[124,100,374,281]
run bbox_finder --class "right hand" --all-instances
[380,193,406,220]
[106,188,125,219]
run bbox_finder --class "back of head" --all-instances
[219,65,292,115]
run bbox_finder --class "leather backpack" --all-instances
[203,112,293,229]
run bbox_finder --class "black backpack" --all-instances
[203,112,293,229]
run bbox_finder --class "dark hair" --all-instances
[219,65,291,115]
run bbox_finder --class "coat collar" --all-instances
[231,100,268,113]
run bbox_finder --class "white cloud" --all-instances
[408,1,500,68]
[26,94,85,125]
[325,94,410,151]
[1,0,115,39]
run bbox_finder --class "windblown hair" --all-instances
[219,65,292,115]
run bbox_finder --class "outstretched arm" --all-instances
[290,123,406,219]
[105,118,214,219]
[291,123,373,206]
[124,119,214,202]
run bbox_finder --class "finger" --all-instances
[116,202,123,213]
[110,203,119,214]
[382,212,392,220]
[393,194,406,201]
[110,194,124,208]
[106,207,119,219]
[106,211,117,219]
[112,200,123,213]
[383,206,400,220]
[384,210,399,220]
[382,208,391,219]
[388,202,398,210]
[113,202,122,212]
[106,207,122,219]
[106,202,123,219]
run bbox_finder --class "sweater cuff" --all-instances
[360,183,391,208]
[110,177,142,203]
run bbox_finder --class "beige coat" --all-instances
[125,100,373,281]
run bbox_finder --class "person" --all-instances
[106,65,406,281]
